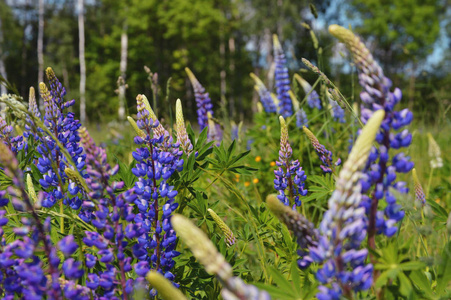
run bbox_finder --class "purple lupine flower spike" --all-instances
[273,35,293,117]
[295,74,322,110]
[274,116,307,207]
[329,25,414,245]
[185,67,214,131]
[303,126,341,173]
[128,94,184,296]
[250,73,277,113]
[307,110,384,299]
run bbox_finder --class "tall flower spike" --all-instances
[274,116,308,207]
[175,99,193,154]
[137,94,166,139]
[303,126,340,173]
[146,271,187,300]
[289,90,308,128]
[412,168,426,206]
[250,73,277,113]
[427,133,443,169]
[171,214,271,300]
[273,34,293,117]
[329,24,414,242]
[294,74,322,109]
[308,110,384,299]
[208,208,236,247]
[185,67,214,131]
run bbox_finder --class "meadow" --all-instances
[0,22,450,300]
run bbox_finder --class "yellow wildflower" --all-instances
[270,161,276,167]
[244,181,250,187]
[252,178,259,184]
[255,156,262,162]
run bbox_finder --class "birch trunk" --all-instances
[78,0,86,123]
[37,0,44,108]
[118,23,128,121]
[0,15,7,96]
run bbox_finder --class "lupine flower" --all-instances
[175,99,193,155]
[427,133,443,169]
[79,126,137,298]
[185,67,214,131]
[207,112,223,145]
[306,110,384,299]
[303,126,341,173]
[146,271,188,300]
[128,94,184,295]
[326,91,346,123]
[0,141,64,299]
[329,25,414,242]
[412,168,426,206]
[207,208,236,247]
[274,116,307,207]
[250,73,277,113]
[273,35,293,117]
[266,194,318,268]
[171,214,271,300]
[35,68,86,211]
[0,115,24,154]
[294,74,322,109]
[289,90,309,128]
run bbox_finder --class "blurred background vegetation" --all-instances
[0,0,449,126]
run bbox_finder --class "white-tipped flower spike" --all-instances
[172,214,232,278]
[289,90,300,112]
[412,168,426,205]
[250,73,277,113]
[127,116,146,139]
[307,110,385,298]
[136,94,166,138]
[207,112,219,143]
[270,93,279,107]
[208,208,236,247]
[28,87,41,118]
[146,271,187,300]
[64,168,90,193]
[278,116,291,161]
[427,133,443,169]
[175,99,193,154]
[26,174,39,205]
[171,214,271,300]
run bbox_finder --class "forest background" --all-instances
[0,0,450,126]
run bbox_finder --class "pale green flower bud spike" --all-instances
[127,116,146,139]
[336,109,385,193]
[26,174,39,205]
[175,99,193,154]
[412,168,426,206]
[171,214,233,278]
[288,90,300,111]
[208,208,236,247]
[146,271,187,300]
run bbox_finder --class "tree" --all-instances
[78,0,86,123]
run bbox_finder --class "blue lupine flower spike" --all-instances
[303,126,341,173]
[307,110,384,299]
[329,25,414,247]
[274,116,307,207]
[273,34,293,117]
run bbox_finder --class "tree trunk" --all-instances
[228,36,235,118]
[0,15,7,96]
[37,0,44,108]
[118,22,128,121]
[78,0,86,123]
